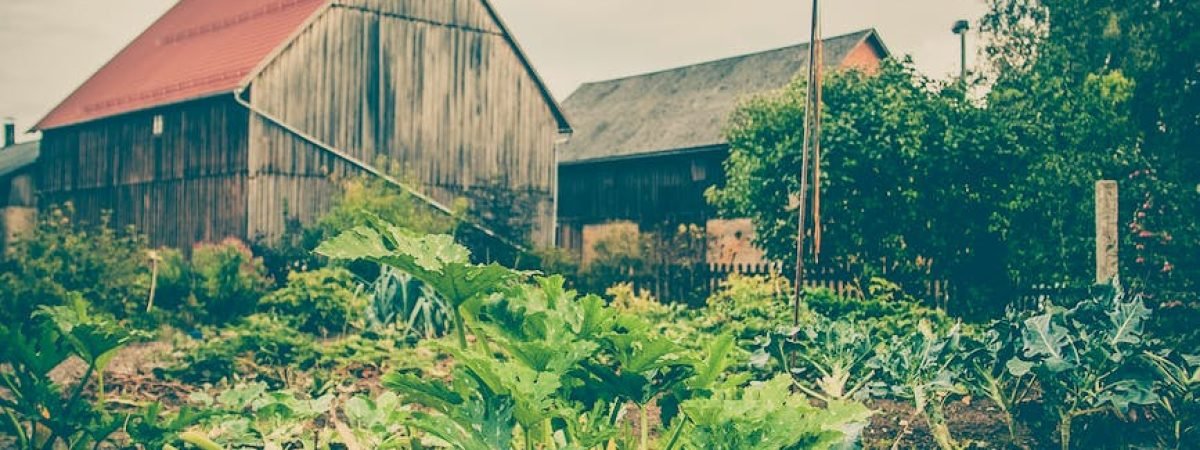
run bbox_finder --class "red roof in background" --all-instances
[35,0,328,130]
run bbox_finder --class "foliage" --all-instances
[252,173,462,284]
[697,274,794,341]
[0,205,152,327]
[1005,280,1159,450]
[707,52,1169,320]
[360,266,451,339]
[979,0,1200,324]
[803,282,955,340]
[873,321,970,450]
[763,318,879,403]
[185,382,336,449]
[189,239,273,325]
[317,223,868,449]
[0,298,149,449]
[316,218,520,349]
[162,314,321,385]
[1143,350,1200,449]
[260,268,367,336]
[676,374,871,450]
[960,308,1035,443]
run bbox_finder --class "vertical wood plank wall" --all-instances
[248,0,559,246]
[37,96,250,250]
[557,148,729,249]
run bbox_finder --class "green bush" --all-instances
[699,274,797,340]
[190,239,272,325]
[260,268,367,336]
[163,314,320,385]
[803,278,955,339]
[0,205,151,327]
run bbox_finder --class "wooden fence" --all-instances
[626,262,953,306]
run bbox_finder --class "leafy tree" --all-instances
[982,0,1199,340]
[710,53,1163,319]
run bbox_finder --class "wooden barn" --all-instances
[557,29,889,264]
[33,0,570,251]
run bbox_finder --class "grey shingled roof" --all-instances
[0,141,40,178]
[559,29,885,163]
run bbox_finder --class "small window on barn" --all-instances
[691,159,707,181]
[152,114,164,136]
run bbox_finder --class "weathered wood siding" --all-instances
[557,147,728,250]
[37,96,249,249]
[247,0,559,246]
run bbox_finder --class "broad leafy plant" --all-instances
[764,318,879,403]
[960,308,1035,443]
[317,223,869,449]
[1143,350,1200,449]
[675,374,871,450]
[1005,280,1159,450]
[874,320,970,450]
[0,298,145,450]
[316,217,518,349]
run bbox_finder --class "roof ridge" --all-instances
[574,28,874,90]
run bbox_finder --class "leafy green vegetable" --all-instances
[676,374,871,450]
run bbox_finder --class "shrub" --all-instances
[260,268,367,336]
[803,278,955,339]
[699,274,796,340]
[162,314,320,385]
[190,239,272,325]
[0,205,151,326]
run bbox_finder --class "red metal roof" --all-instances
[35,0,329,130]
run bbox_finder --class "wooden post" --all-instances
[1095,180,1119,284]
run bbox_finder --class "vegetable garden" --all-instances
[0,207,1195,450]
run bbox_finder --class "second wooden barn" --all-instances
[557,29,889,264]
[34,0,570,251]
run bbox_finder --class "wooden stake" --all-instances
[793,0,822,325]
[1095,180,1118,284]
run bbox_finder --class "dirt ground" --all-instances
[861,397,1034,449]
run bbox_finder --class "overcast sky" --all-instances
[0,0,988,142]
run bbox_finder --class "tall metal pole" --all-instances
[793,0,821,326]
[953,20,970,80]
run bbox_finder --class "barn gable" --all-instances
[243,0,568,246]
[559,29,889,164]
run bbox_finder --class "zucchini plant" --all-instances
[0,298,145,450]
[318,222,870,449]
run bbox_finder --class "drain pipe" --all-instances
[232,88,527,253]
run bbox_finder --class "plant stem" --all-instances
[639,405,649,450]
[1059,415,1071,450]
[660,418,687,450]
[452,309,468,349]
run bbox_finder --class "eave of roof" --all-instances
[35,0,330,131]
[0,141,41,178]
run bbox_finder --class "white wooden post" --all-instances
[1095,180,1119,284]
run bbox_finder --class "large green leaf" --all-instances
[1106,295,1150,347]
[317,225,518,307]
[1018,313,1074,372]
